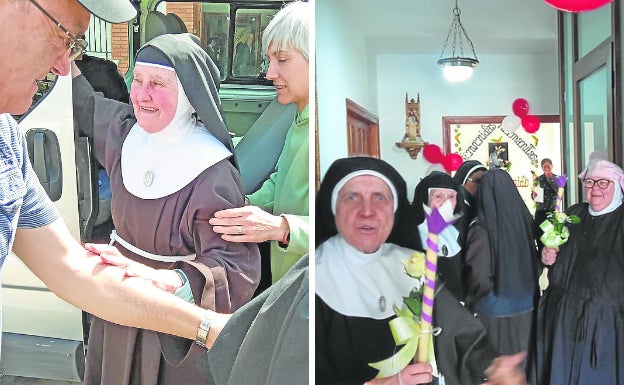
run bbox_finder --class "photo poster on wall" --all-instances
[449,118,562,214]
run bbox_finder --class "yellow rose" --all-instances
[402,251,426,278]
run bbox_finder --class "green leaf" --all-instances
[568,215,580,224]
[404,297,423,316]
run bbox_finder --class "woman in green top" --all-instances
[210,0,310,283]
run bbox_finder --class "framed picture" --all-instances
[442,115,561,212]
[487,142,510,170]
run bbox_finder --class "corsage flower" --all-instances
[540,211,579,248]
[539,175,579,248]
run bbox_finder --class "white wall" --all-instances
[317,5,560,201]
[376,53,559,198]
[316,1,374,176]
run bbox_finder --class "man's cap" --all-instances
[76,0,137,23]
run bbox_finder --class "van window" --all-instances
[12,73,57,122]
[163,2,281,85]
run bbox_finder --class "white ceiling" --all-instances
[335,0,559,56]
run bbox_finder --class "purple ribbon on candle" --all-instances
[425,207,452,235]
[555,175,568,188]
[426,239,438,253]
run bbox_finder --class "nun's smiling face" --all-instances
[334,175,395,254]
[130,64,179,133]
[584,173,616,212]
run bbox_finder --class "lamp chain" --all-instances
[439,0,478,61]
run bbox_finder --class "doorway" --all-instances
[346,98,380,158]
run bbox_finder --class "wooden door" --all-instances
[346,98,380,157]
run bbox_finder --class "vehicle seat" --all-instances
[166,13,188,33]
[125,11,188,93]
[235,99,297,194]
[95,169,112,226]
[144,11,187,43]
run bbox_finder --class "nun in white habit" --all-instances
[72,33,260,385]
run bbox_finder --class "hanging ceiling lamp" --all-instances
[438,0,479,82]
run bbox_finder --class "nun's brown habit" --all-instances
[73,33,259,385]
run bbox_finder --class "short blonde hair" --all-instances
[262,1,309,60]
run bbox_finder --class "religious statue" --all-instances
[404,93,424,142]
[396,93,427,159]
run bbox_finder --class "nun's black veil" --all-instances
[398,171,465,252]
[136,33,236,167]
[411,171,464,225]
[315,157,412,248]
[454,160,486,186]
[476,168,540,296]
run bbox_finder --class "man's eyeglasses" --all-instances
[467,177,481,184]
[583,178,612,189]
[29,0,88,61]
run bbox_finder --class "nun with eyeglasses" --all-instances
[532,152,624,385]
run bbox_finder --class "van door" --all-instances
[0,74,85,381]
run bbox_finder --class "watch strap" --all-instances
[195,310,214,347]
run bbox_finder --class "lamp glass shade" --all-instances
[442,64,474,82]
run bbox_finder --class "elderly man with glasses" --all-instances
[0,0,224,357]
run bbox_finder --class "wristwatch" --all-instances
[195,310,215,347]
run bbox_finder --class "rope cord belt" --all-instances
[109,230,196,262]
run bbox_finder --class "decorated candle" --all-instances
[416,203,456,363]
[554,175,568,212]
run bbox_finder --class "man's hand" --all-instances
[481,351,527,385]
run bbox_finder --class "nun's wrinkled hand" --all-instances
[481,351,527,385]
[86,242,135,271]
[541,247,559,266]
[86,243,181,292]
[70,61,82,78]
[210,206,288,243]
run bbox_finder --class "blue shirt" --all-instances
[0,113,59,267]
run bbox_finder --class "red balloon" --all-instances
[423,144,444,164]
[512,98,530,118]
[522,115,541,133]
[442,153,464,172]
[544,0,612,12]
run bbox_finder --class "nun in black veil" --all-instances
[463,168,540,361]
[315,157,526,385]
[531,155,624,385]
[453,160,488,246]
[409,171,465,301]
